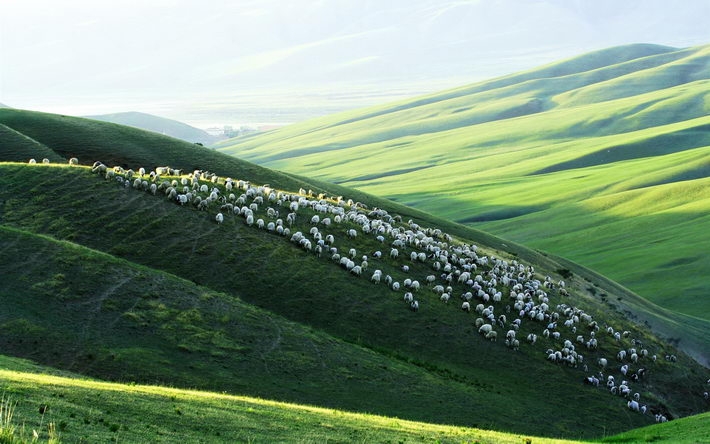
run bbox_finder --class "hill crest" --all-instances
[85,111,218,145]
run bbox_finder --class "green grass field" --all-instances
[0,355,594,444]
[3,353,706,443]
[0,109,709,441]
[213,43,710,326]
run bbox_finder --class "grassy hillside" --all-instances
[2,354,705,444]
[0,222,547,432]
[0,355,587,444]
[601,411,710,444]
[1,161,708,438]
[213,43,710,325]
[85,111,219,145]
[0,112,709,440]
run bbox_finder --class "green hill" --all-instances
[213,43,710,328]
[601,411,710,444]
[85,111,219,145]
[0,110,709,441]
[2,354,707,444]
[0,354,587,444]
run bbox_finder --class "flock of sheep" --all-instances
[28,157,709,422]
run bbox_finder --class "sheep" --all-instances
[440,293,450,303]
[478,324,493,335]
[506,338,520,350]
[627,400,640,412]
[598,358,608,368]
[403,292,414,303]
[527,333,537,345]
[28,158,36,164]
[584,375,600,386]
[68,157,79,165]
[461,301,470,312]
[410,300,419,312]
[215,213,224,224]
[390,248,399,259]
[485,330,498,341]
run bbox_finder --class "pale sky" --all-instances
[1,0,709,127]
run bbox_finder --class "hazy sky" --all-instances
[1,0,709,127]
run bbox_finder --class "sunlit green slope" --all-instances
[2,352,705,443]
[0,355,586,444]
[214,43,710,323]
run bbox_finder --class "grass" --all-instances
[3,352,705,443]
[0,108,709,440]
[0,355,588,444]
[0,162,708,440]
[600,411,710,443]
[0,394,59,444]
[212,43,710,325]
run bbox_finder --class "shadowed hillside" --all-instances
[213,43,710,327]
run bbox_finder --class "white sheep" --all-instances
[215,213,224,224]
[68,157,79,165]
[461,301,470,312]
[478,324,493,335]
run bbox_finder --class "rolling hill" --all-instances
[1,109,709,441]
[1,354,707,444]
[85,111,219,145]
[213,43,710,327]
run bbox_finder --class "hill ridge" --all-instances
[85,111,218,145]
